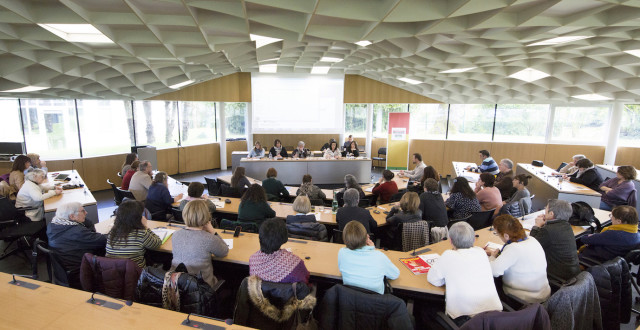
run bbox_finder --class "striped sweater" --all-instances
[106,229,161,268]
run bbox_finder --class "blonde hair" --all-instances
[293,195,311,214]
[183,199,212,227]
[26,153,40,165]
[400,192,420,214]
[343,221,368,250]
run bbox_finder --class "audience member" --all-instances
[324,140,341,159]
[445,177,481,219]
[144,172,182,218]
[579,206,640,263]
[179,182,216,213]
[495,159,515,201]
[26,153,48,173]
[269,139,288,159]
[343,135,353,150]
[286,195,316,224]
[399,153,426,181]
[599,165,637,210]
[417,165,440,192]
[466,150,499,175]
[475,173,502,215]
[120,160,139,190]
[564,158,603,192]
[129,160,153,201]
[16,169,62,221]
[291,141,309,159]
[230,166,251,191]
[249,218,310,283]
[121,152,138,176]
[262,168,290,201]
[9,154,31,195]
[338,221,399,294]
[344,140,360,157]
[556,154,586,175]
[248,141,265,158]
[336,188,377,232]
[385,192,422,244]
[237,184,275,225]
[372,169,398,204]
[296,174,326,200]
[171,199,229,288]
[419,178,448,228]
[336,174,365,205]
[505,174,532,205]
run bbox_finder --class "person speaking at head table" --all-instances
[269,139,288,159]
[323,140,342,159]
[248,141,265,158]
[291,141,309,159]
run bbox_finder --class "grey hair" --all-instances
[449,222,475,249]
[139,160,150,171]
[343,188,360,207]
[500,158,514,170]
[153,171,167,184]
[25,168,45,181]
[546,199,572,221]
[54,202,83,220]
[297,141,305,147]
[344,174,360,190]
[572,154,586,161]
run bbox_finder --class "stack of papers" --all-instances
[223,239,233,249]
[151,228,176,244]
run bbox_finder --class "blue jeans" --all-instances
[599,200,613,211]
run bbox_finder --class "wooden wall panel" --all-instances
[147,73,251,102]
[544,144,605,170]
[490,142,547,168]
[82,154,125,191]
[157,148,179,175]
[252,134,340,152]
[183,144,218,173]
[226,140,247,166]
[615,147,640,168]
[344,75,442,104]
[48,159,85,179]
[409,140,446,174]
[441,141,492,176]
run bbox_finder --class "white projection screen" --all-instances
[251,73,345,133]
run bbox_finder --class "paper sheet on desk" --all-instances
[521,214,538,230]
[151,228,176,244]
[365,187,373,192]
[212,200,225,209]
[223,239,233,249]
[306,212,322,221]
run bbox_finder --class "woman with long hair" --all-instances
[106,200,161,268]
[445,177,481,219]
[9,155,31,195]
[269,139,288,158]
[231,166,251,191]
[121,153,137,176]
[237,184,276,224]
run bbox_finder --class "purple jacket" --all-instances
[600,178,637,207]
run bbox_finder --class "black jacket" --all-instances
[336,206,377,233]
[385,208,422,227]
[335,188,365,207]
[269,146,288,158]
[586,257,632,329]
[418,191,448,227]
[530,219,580,282]
[569,168,603,192]
[460,303,550,330]
[318,284,413,330]
[286,215,328,241]
[291,148,309,158]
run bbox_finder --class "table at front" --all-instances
[596,164,640,213]
[232,151,367,172]
[44,170,98,224]
[239,158,372,185]
[516,163,602,211]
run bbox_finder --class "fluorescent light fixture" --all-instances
[624,50,640,58]
[311,66,330,74]
[528,36,591,46]
[508,68,550,82]
[169,80,195,89]
[259,64,278,73]
[250,34,282,48]
[355,40,372,47]
[1,86,49,92]
[320,57,343,63]
[398,77,422,85]
[572,94,612,101]
[38,24,113,43]
[440,67,476,73]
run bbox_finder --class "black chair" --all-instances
[625,250,640,320]
[117,171,123,178]
[447,215,471,229]
[556,162,568,172]
[372,147,387,168]
[466,209,495,230]
[31,238,74,288]
[0,197,45,261]
[309,198,324,206]
[219,219,259,233]
[170,208,184,223]
[204,177,220,196]
[358,199,371,207]
[389,191,404,203]
[107,179,135,205]
[220,183,243,198]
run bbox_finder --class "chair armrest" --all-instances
[211,279,225,293]
[435,311,459,330]
[579,256,602,269]
[15,206,39,212]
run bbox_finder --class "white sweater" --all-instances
[428,247,502,319]
[15,180,57,221]
[489,236,551,303]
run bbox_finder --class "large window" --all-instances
[20,99,80,159]
[179,102,217,146]
[77,100,134,157]
[620,104,640,147]
[0,99,22,142]
[408,104,448,140]
[551,106,610,144]
[494,104,550,143]
[344,104,367,137]
[447,104,494,141]
[225,102,246,139]
[133,101,179,149]
[372,104,407,137]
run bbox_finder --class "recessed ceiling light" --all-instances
[250,34,282,48]
[440,67,476,73]
[320,57,343,63]
[168,80,195,89]
[624,50,640,58]
[398,77,422,85]
[528,36,591,46]
[38,24,113,43]
[1,86,49,92]
[355,40,372,47]
[311,66,330,74]
[508,68,550,82]
[259,64,278,73]
[572,94,612,101]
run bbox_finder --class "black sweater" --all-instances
[530,219,580,282]
[569,168,603,192]
[418,191,448,227]
[336,206,377,233]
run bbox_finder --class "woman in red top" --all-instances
[372,169,399,204]
[121,160,139,190]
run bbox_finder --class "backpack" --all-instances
[569,201,601,231]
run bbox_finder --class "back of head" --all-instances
[12,155,30,172]
[480,173,495,187]
[492,215,526,241]
[618,165,637,181]
[25,168,45,182]
[153,171,167,184]
[242,183,266,202]
[612,205,639,225]
[54,202,82,221]
[139,160,150,172]
[259,218,288,254]
[451,177,475,199]
[266,167,277,178]
[423,166,438,181]
[343,220,368,250]
[424,178,439,192]
[449,222,475,249]
[344,174,360,190]
[479,150,490,157]
[575,158,593,169]
[26,153,40,165]
[382,169,395,181]
[343,188,360,207]
[110,200,145,244]
[546,199,572,221]
[187,182,205,198]
[231,166,246,186]
[293,195,311,214]
[124,153,137,166]
[573,154,586,161]
[500,159,514,170]
[302,174,312,184]
[130,160,140,171]
[400,192,420,213]
[183,199,211,227]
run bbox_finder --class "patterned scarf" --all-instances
[51,215,82,226]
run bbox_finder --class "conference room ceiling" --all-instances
[2,0,640,103]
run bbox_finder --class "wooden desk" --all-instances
[239,157,372,185]
[44,170,98,224]
[596,164,640,213]
[516,163,602,211]
[0,272,251,329]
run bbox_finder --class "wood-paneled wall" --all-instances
[344,75,441,104]
[614,147,640,169]
[226,140,248,165]
[252,134,341,152]
[147,73,251,102]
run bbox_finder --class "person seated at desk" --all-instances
[26,153,48,174]
[530,199,580,282]
[563,158,603,192]
[475,173,502,215]
[399,153,426,181]
[296,174,326,201]
[486,215,551,304]
[321,138,337,152]
[579,206,640,264]
[262,168,290,201]
[343,140,360,158]
[336,188,377,232]
[445,177,481,220]
[338,221,399,294]
[323,140,342,159]
[336,174,366,206]
[269,139,288,159]
[419,179,448,233]
[129,160,153,201]
[343,135,354,150]
[286,195,316,223]
[231,166,251,192]
[145,172,183,219]
[179,182,216,214]
[555,154,586,175]
[504,174,532,205]
[495,159,515,201]
[413,165,440,192]
[248,141,265,158]
[465,149,499,175]
[291,141,309,159]
[171,200,229,288]
[121,152,138,176]
[427,222,502,325]
[121,160,139,191]
[47,202,106,288]
[238,184,276,225]
[385,192,422,239]
[599,165,637,211]
[16,169,62,221]
[106,200,162,268]
[249,218,310,283]
[372,170,398,204]
[9,155,31,196]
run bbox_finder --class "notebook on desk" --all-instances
[54,173,69,181]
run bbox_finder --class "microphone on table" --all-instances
[182,313,233,328]
[71,160,75,174]
[88,292,133,309]
[10,274,40,289]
